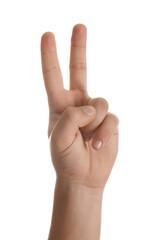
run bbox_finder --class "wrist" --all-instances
[48,178,104,240]
[55,177,104,198]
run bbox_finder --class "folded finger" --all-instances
[81,97,109,139]
[91,113,119,150]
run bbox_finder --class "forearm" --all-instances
[48,178,104,240]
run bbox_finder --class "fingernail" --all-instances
[93,140,102,149]
[83,106,95,116]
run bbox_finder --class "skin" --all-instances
[41,23,119,240]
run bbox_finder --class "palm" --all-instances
[41,24,119,188]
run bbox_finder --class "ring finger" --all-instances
[91,112,119,150]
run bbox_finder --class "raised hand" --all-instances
[41,24,119,189]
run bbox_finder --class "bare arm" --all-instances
[48,181,103,240]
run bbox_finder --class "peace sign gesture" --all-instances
[41,24,119,188]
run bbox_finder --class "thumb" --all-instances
[50,105,96,153]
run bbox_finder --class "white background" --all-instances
[0,0,162,239]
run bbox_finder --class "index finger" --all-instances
[41,32,64,100]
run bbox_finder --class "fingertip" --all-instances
[41,31,55,41]
[111,113,120,126]
[71,24,87,45]
[73,24,87,33]
[41,31,56,54]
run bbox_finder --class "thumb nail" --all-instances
[82,106,95,116]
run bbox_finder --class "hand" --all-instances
[41,24,119,189]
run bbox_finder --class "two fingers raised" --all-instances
[41,24,88,105]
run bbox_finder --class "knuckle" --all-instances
[70,62,87,70]
[96,97,109,111]
[110,113,119,125]
[64,106,73,118]
[44,65,60,74]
